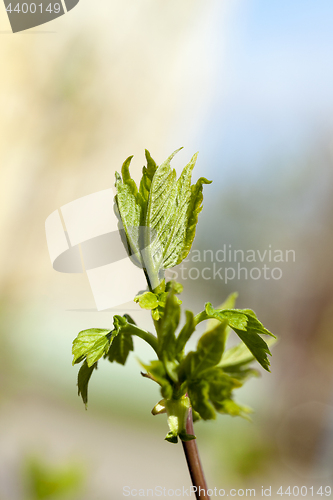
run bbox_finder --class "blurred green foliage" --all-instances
[23,457,83,500]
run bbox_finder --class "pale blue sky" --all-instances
[199,0,333,179]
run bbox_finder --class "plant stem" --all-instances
[182,407,210,500]
[125,324,159,355]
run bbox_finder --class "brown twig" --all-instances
[181,407,210,500]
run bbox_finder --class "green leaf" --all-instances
[192,319,229,375]
[139,150,158,217]
[204,303,275,371]
[188,379,216,420]
[177,350,197,384]
[165,280,183,294]
[134,291,159,310]
[77,361,97,407]
[175,310,195,355]
[205,292,238,333]
[187,366,252,421]
[107,331,134,365]
[205,367,241,406]
[220,336,277,369]
[107,315,134,365]
[216,399,253,420]
[157,287,180,361]
[86,335,110,367]
[176,176,212,265]
[219,342,255,368]
[115,156,143,262]
[222,365,260,384]
[163,153,198,268]
[111,314,159,355]
[72,329,111,366]
[165,432,178,444]
[144,149,181,286]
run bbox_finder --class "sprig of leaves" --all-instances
[71,149,276,443]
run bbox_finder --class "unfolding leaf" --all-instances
[134,291,159,310]
[107,331,134,365]
[188,379,216,420]
[177,176,212,264]
[114,150,211,289]
[115,156,143,261]
[157,287,180,361]
[175,311,195,355]
[204,303,275,371]
[205,292,238,333]
[187,366,252,421]
[86,336,110,367]
[106,315,134,365]
[72,329,111,366]
[219,342,255,368]
[163,153,198,268]
[143,149,180,286]
[165,280,183,294]
[205,367,241,406]
[139,150,158,217]
[192,319,229,375]
[216,399,253,419]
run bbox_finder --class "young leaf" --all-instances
[86,335,111,367]
[157,287,180,361]
[106,315,134,365]
[187,366,251,421]
[139,150,158,217]
[205,367,242,407]
[144,149,180,286]
[204,303,275,371]
[220,337,278,371]
[72,329,111,366]
[219,342,255,368]
[222,365,259,383]
[115,156,142,262]
[77,361,97,407]
[107,331,134,365]
[217,399,253,419]
[175,310,196,355]
[176,176,212,265]
[114,150,211,289]
[134,291,159,310]
[188,379,216,420]
[204,292,238,333]
[191,319,229,375]
[163,153,198,269]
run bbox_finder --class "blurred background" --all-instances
[1,0,333,498]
